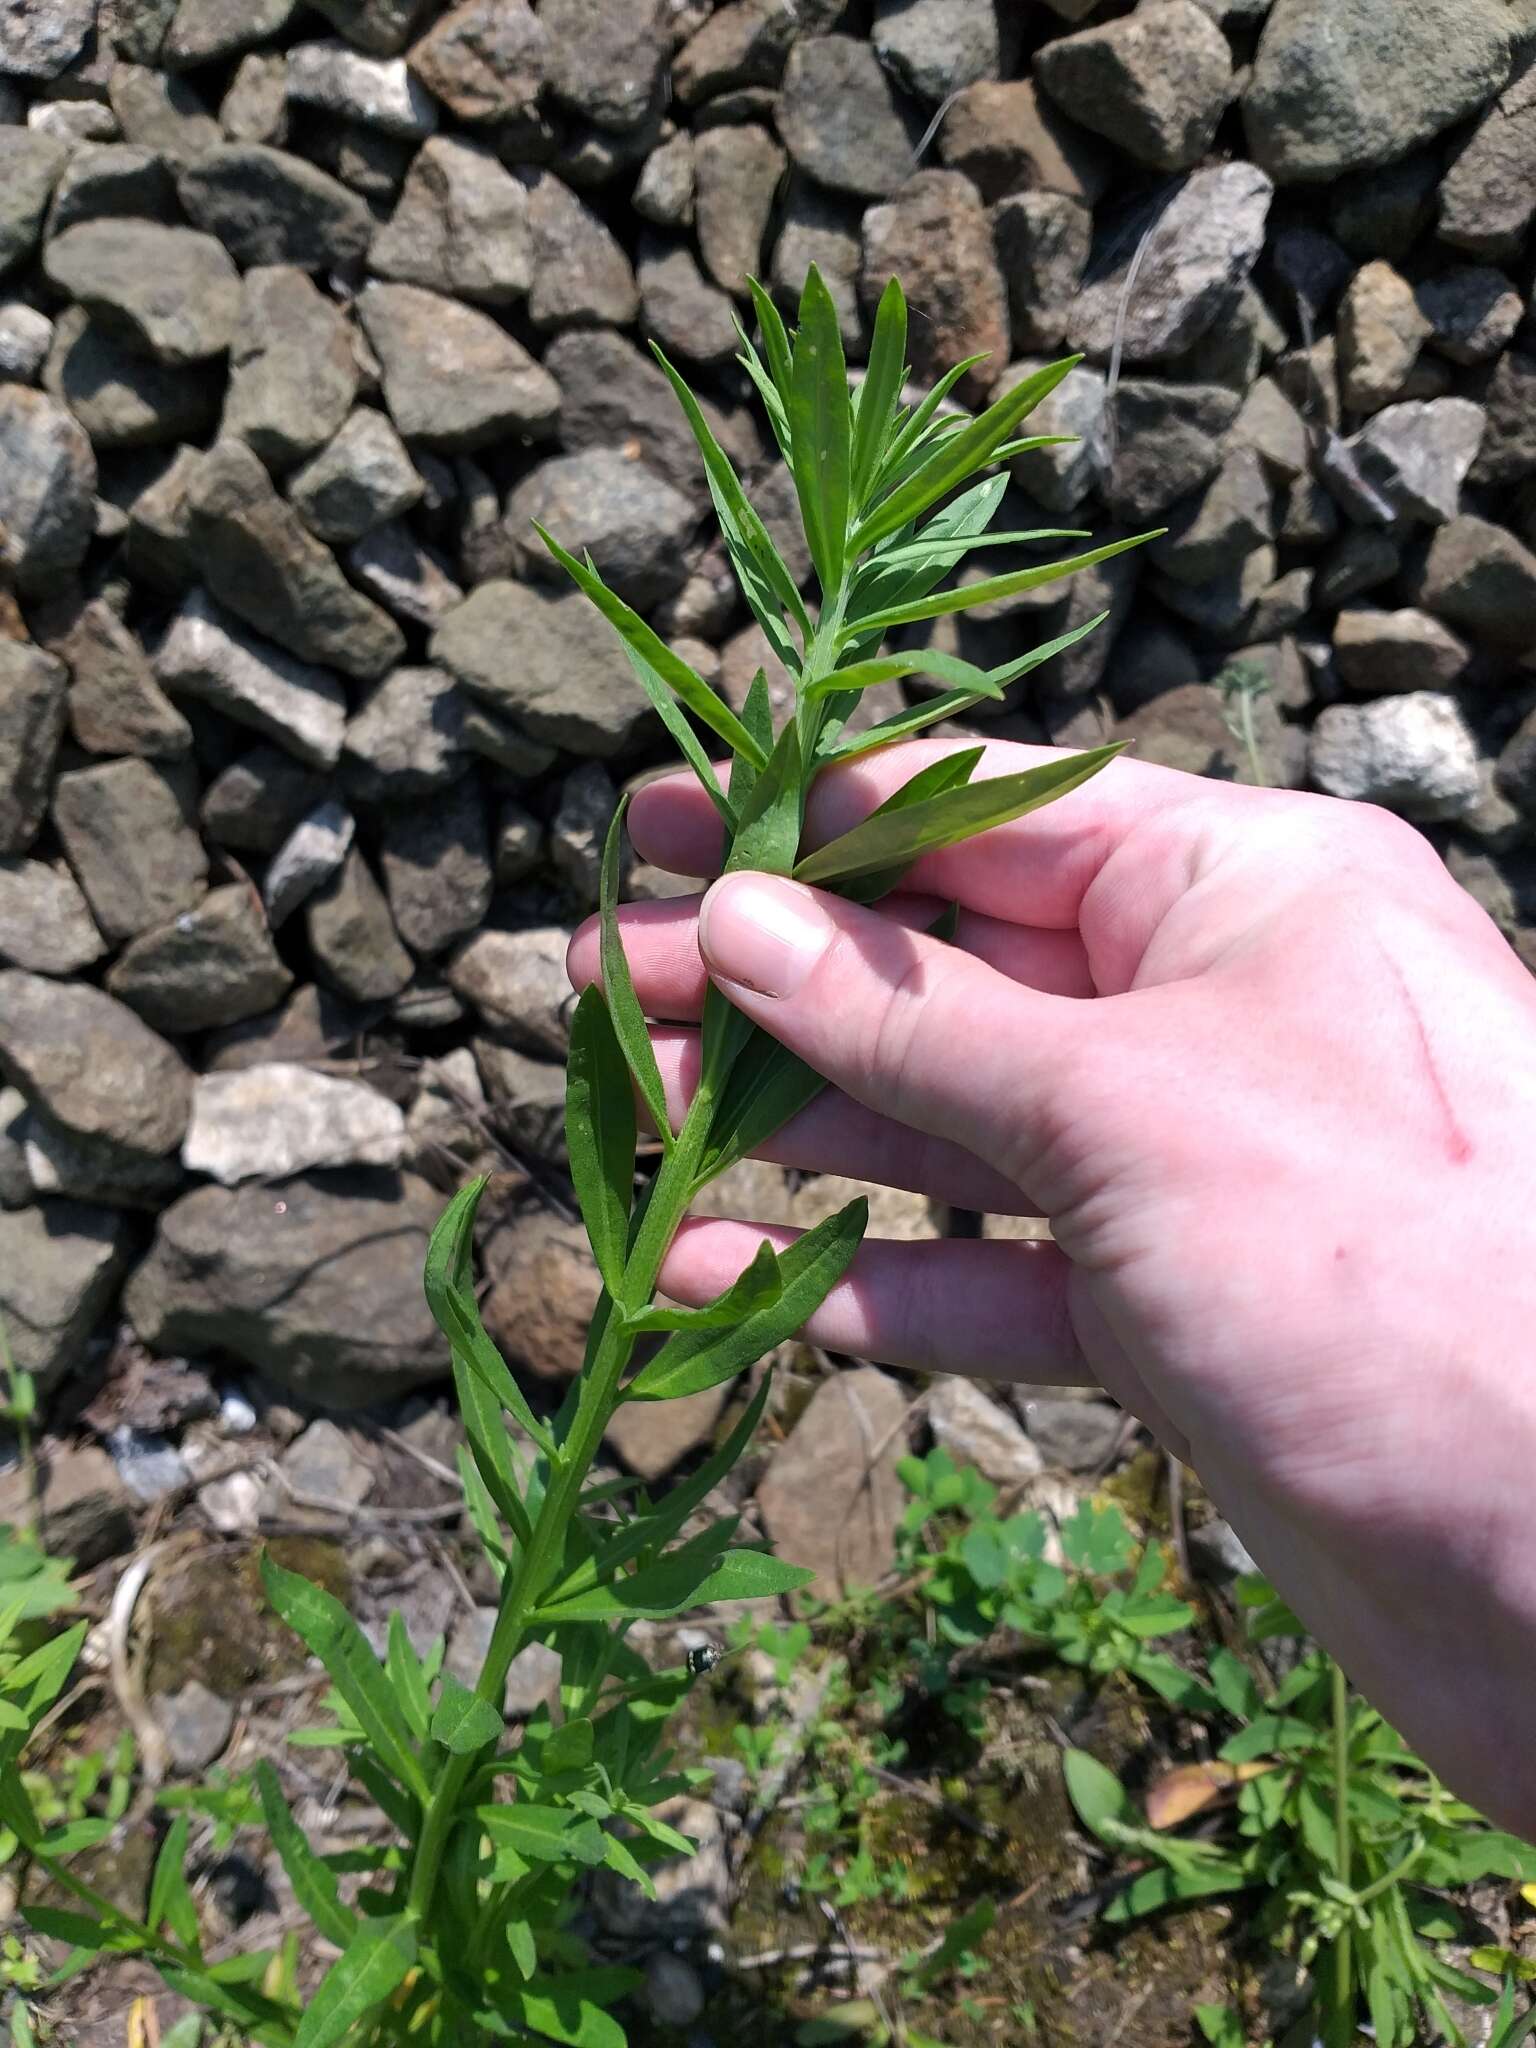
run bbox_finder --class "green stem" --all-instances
[1331,1658,1354,2046]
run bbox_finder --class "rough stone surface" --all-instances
[872,0,1016,103]
[431,581,650,756]
[1245,0,1526,185]
[52,757,207,944]
[0,638,67,852]
[603,1383,728,1482]
[480,1210,600,1380]
[1333,608,1472,695]
[1106,381,1240,519]
[34,598,183,767]
[1417,266,1522,366]
[184,1063,404,1183]
[379,777,491,955]
[1035,2,1231,174]
[0,970,192,1156]
[940,76,1108,203]
[0,129,66,278]
[636,234,737,366]
[1019,1396,1122,1473]
[341,664,469,798]
[0,383,96,596]
[155,588,349,767]
[223,266,358,470]
[860,170,1007,401]
[1469,351,1536,487]
[287,37,436,138]
[1348,398,1485,526]
[358,281,559,449]
[523,169,640,330]
[107,884,293,1032]
[757,1368,910,1598]
[1440,60,1536,261]
[288,407,422,544]
[263,800,355,926]
[0,1198,132,1391]
[1310,692,1482,821]
[929,1375,1043,1488]
[1413,514,1536,649]
[124,1171,448,1405]
[44,221,241,365]
[0,301,51,383]
[370,136,531,303]
[775,34,923,198]
[694,121,784,293]
[45,307,222,450]
[446,926,573,1055]
[0,857,103,975]
[154,1679,235,1773]
[176,143,374,269]
[406,0,546,124]
[1337,261,1431,414]
[508,447,694,610]
[305,846,414,1000]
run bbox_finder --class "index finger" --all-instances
[629,737,1213,930]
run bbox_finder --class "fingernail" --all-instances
[698,873,834,999]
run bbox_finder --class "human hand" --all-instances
[567,738,1536,1831]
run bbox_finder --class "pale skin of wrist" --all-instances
[568,738,1536,1836]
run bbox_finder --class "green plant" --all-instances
[0,273,1144,2045]
[1065,1595,1536,2048]
[1216,656,1274,790]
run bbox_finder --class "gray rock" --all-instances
[1069,163,1272,364]
[939,75,1108,204]
[107,1423,191,1503]
[1337,261,1430,414]
[27,101,119,146]
[993,189,1089,355]
[1231,378,1312,476]
[341,665,469,798]
[508,447,694,611]
[308,0,426,55]
[202,980,368,1072]
[1316,529,1401,610]
[20,1106,185,1209]
[1019,1395,1121,1472]
[446,926,573,1055]
[634,130,694,227]
[53,757,206,944]
[185,1062,403,1183]
[165,0,297,67]
[345,520,462,629]
[201,744,325,852]
[1469,351,1536,488]
[1105,380,1241,520]
[123,441,202,592]
[1439,60,1536,262]
[370,136,531,304]
[306,846,414,1000]
[521,168,638,330]
[263,800,355,926]
[1310,692,1482,820]
[636,235,737,367]
[672,0,818,102]
[1347,398,1485,526]
[540,0,664,132]
[0,970,192,1155]
[153,1679,234,1773]
[271,1416,374,1524]
[757,1367,910,1598]
[644,1954,705,2031]
[357,281,559,450]
[1188,1517,1259,1585]
[693,122,785,295]
[776,33,923,199]
[47,143,178,236]
[1333,606,1472,694]
[872,0,1018,102]
[288,406,421,543]
[860,170,1007,403]
[1035,1,1231,174]
[1115,678,1302,787]
[1243,0,1525,185]
[0,1199,131,1391]
[186,438,405,680]
[176,143,374,269]
[107,884,293,1031]
[44,221,241,366]
[1416,266,1522,367]
[771,178,862,350]
[0,638,67,852]
[0,857,103,974]
[460,702,558,777]
[1150,448,1274,587]
[0,1086,30,1209]
[1154,543,1276,644]
[286,37,436,137]
[0,383,96,594]
[156,586,349,766]
[1495,708,1536,814]
[45,307,224,450]
[223,266,358,470]
[1413,515,1536,649]
[0,130,67,278]
[221,51,289,145]
[549,761,616,906]
[404,0,545,124]
[431,580,650,756]
[0,0,94,78]
[541,327,728,503]
[1007,359,1108,513]
[472,1037,564,1160]
[36,595,189,759]
[929,1374,1043,1487]
[124,1170,448,1405]
[494,800,543,884]
[379,777,492,956]
[0,301,51,382]
[107,64,222,166]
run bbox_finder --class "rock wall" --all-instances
[3,0,1536,1419]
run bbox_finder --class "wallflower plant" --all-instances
[0,270,1152,2046]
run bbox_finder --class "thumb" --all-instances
[697,872,1097,1191]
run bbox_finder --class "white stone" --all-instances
[929,1375,1044,1488]
[264,800,355,928]
[1309,691,1482,822]
[183,1062,405,1184]
[154,590,347,770]
[199,1469,262,1532]
[286,40,437,138]
[0,301,51,383]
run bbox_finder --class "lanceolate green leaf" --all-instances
[627,1198,867,1402]
[425,1176,557,1467]
[599,803,673,1154]
[259,1554,429,1802]
[293,1913,418,2048]
[619,641,737,833]
[147,1813,200,1954]
[850,356,1081,559]
[537,1544,815,1624]
[788,265,852,597]
[255,1761,356,1953]
[536,526,767,769]
[746,277,794,406]
[698,1033,825,1181]
[795,745,1123,888]
[851,533,1160,636]
[832,747,985,904]
[852,278,908,507]
[476,1805,607,1866]
[622,1239,782,1334]
[873,354,991,493]
[565,986,636,1301]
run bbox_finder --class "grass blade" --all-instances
[788,265,852,598]
[850,533,1159,636]
[600,802,673,1154]
[795,746,1123,889]
[852,278,908,508]
[565,986,637,1302]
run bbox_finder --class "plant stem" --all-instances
[1331,1657,1354,2047]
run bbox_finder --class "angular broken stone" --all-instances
[507,447,693,611]
[1416,266,1522,366]
[53,757,207,944]
[108,63,222,166]
[776,33,923,198]
[47,142,180,237]
[187,438,405,679]
[446,926,574,1055]
[771,178,862,349]
[406,0,546,124]
[540,0,664,132]
[155,587,349,767]
[0,383,97,595]
[1105,380,1241,519]
[0,970,192,1156]
[184,1063,405,1184]
[0,1198,132,1392]
[1007,358,1108,513]
[1035,1,1231,173]
[346,520,463,628]
[872,0,1019,103]
[379,778,492,956]
[1412,514,1536,649]
[757,1368,910,1598]
[0,639,68,853]
[1337,259,1430,413]
[860,170,1007,402]
[287,406,422,543]
[540,326,729,502]
[0,857,104,975]
[37,595,192,759]
[123,442,203,593]
[305,845,415,1000]
[286,38,437,137]
[522,168,640,329]
[264,800,356,927]
[1309,691,1481,821]
[1,0,95,77]
[0,301,52,383]
[200,745,325,855]
[1347,397,1485,525]
[634,130,694,227]
[1439,60,1536,261]
[929,1375,1043,1489]
[0,130,68,280]
[369,135,532,303]
[939,76,1108,204]
[177,142,374,269]
[431,580,650,756]
[307,0,426,55]
[223,265,359,469]
[107,883,293,1032]
[44,221,242,365]
[341,665,470,798]
[124,1170,447,1405]
[636,234,737,366]
[357,281,560,450]
[1333,606,1472,694]
[1149,448,1275,587]
[1469,351,1536,488]
[693,122,785,294]
[44,307,225,450]
[992,190,1090,354]
[20,1103,187,1210]
[164,0,298,67]
[221,51,290,144]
